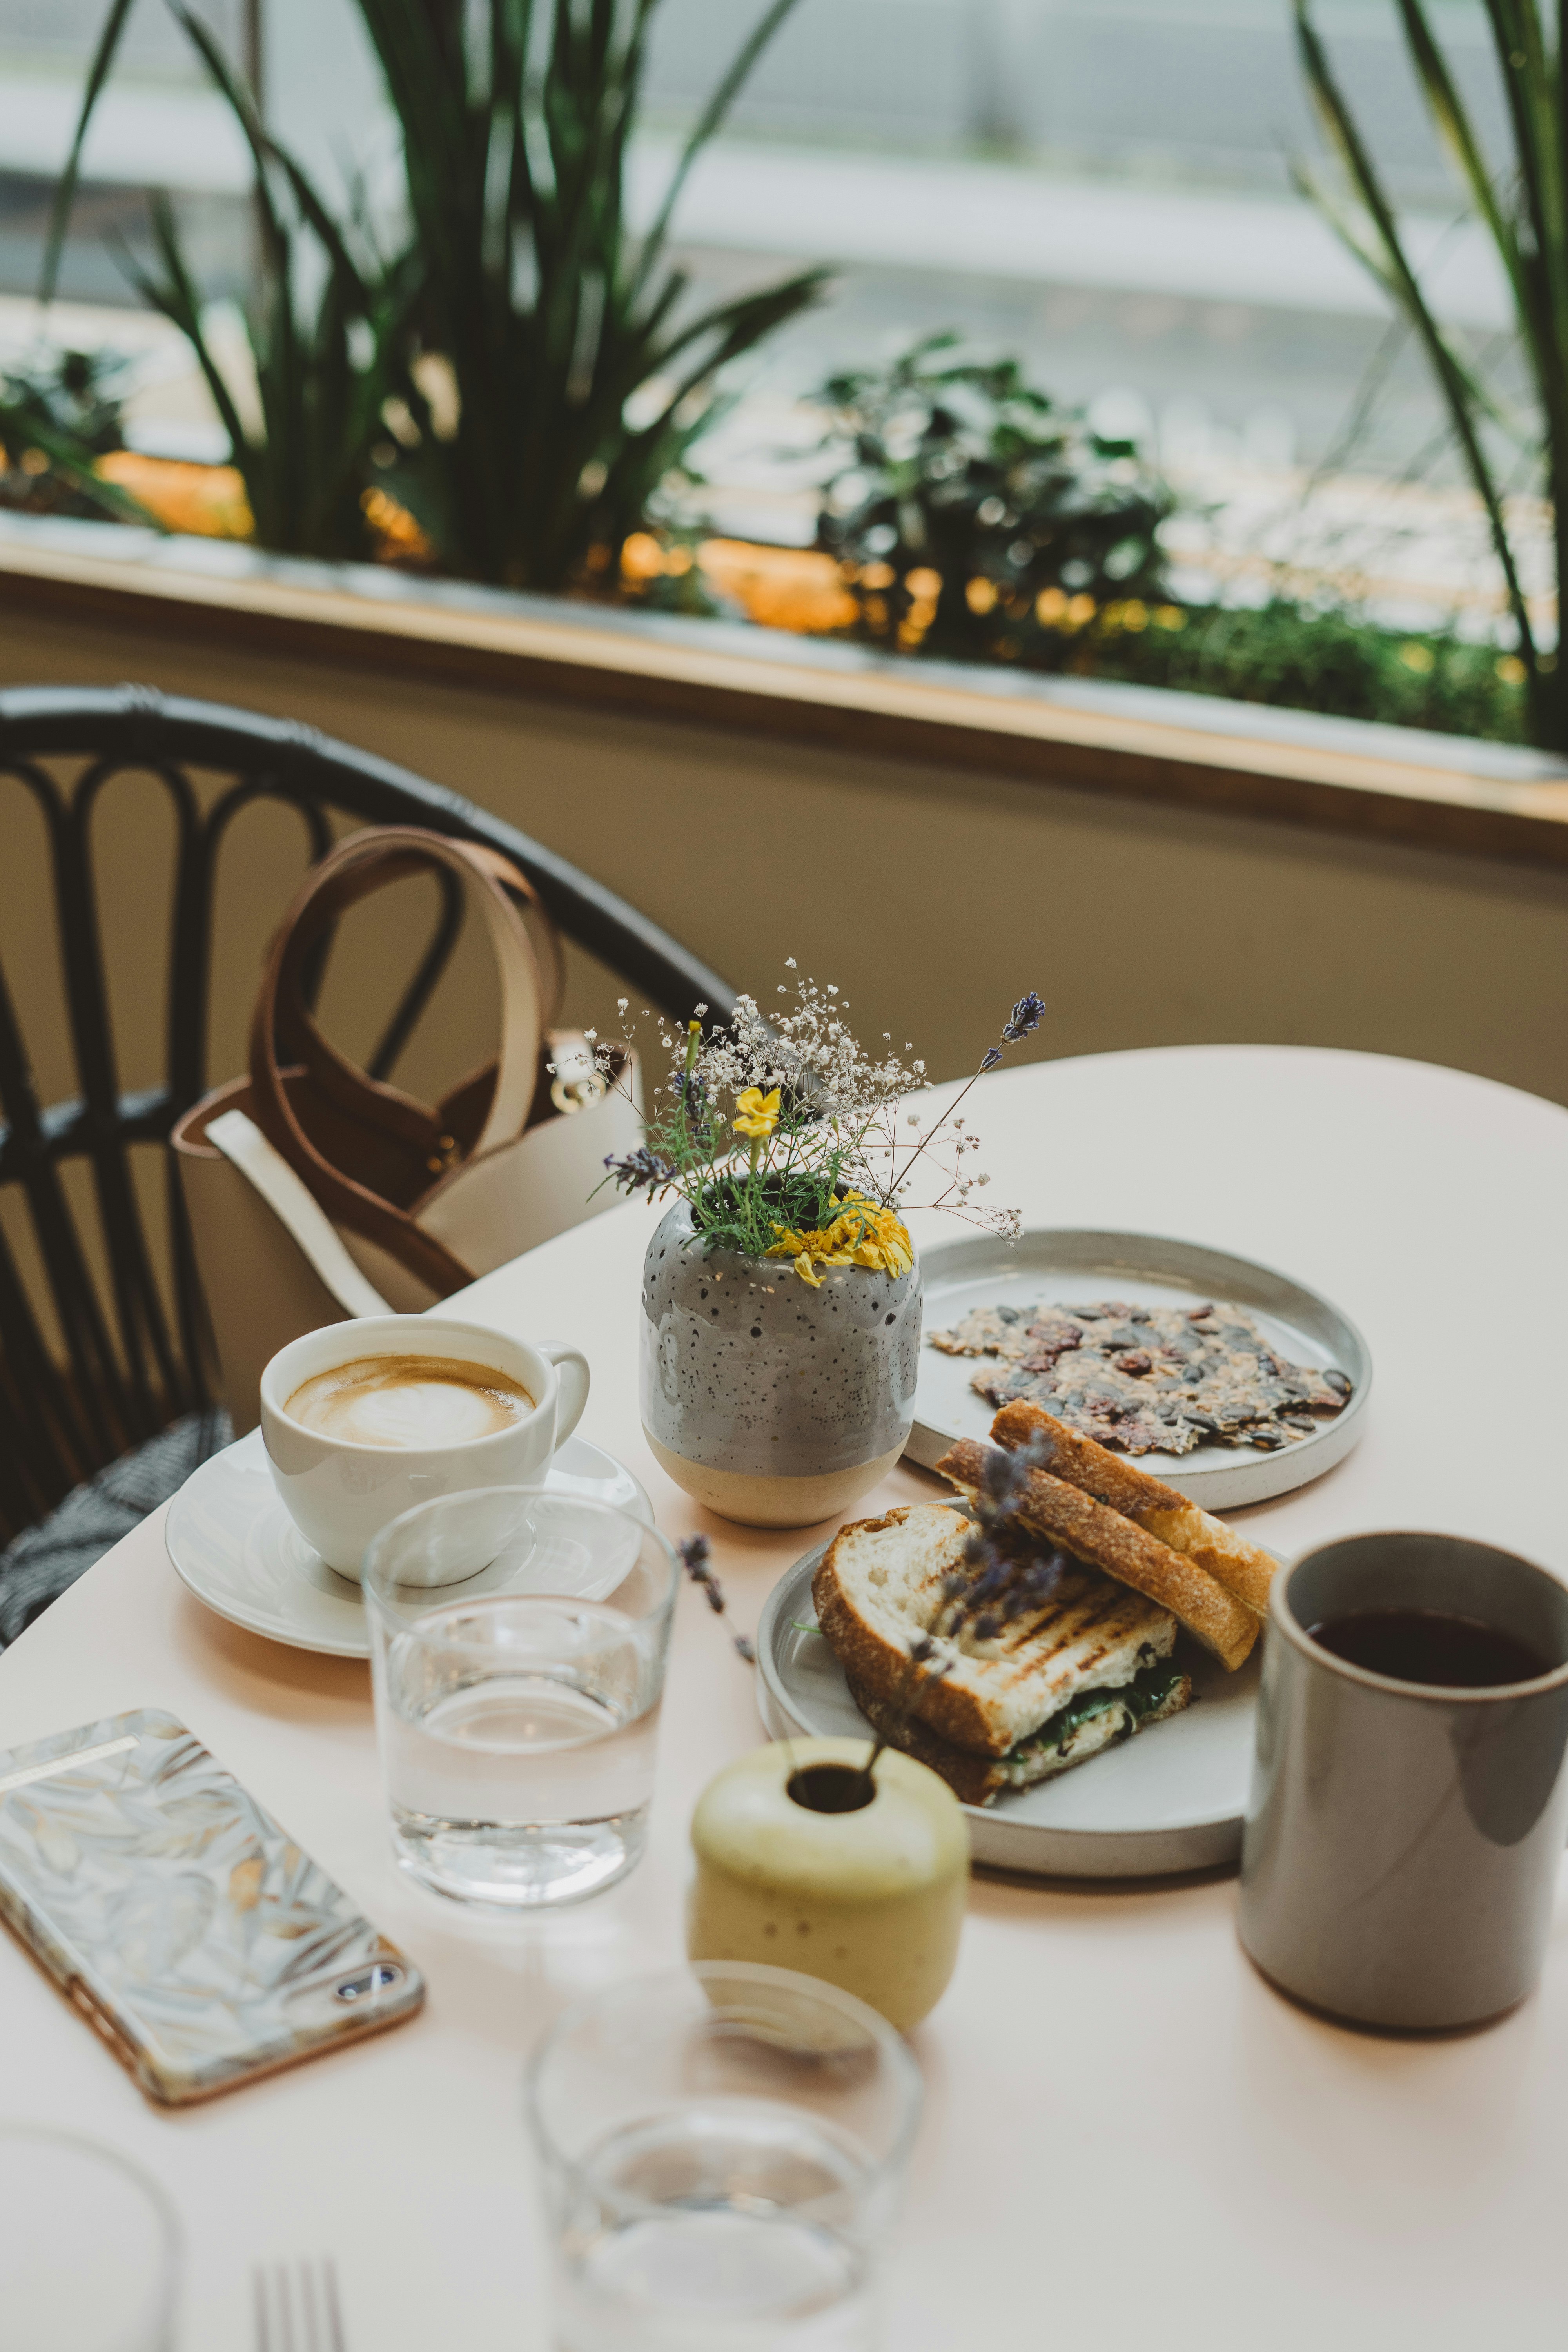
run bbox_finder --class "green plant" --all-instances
[47,2,416,561]
[351,0,826,588]
[1091,599,1528,742]
[0,346,126,456]
[1294,0,1564,750]
[51,0,825,586]
[0,346,157,525]
[811,334,1170,662]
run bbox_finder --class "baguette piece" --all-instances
[812,1503,1178,1758]
[935,1438,1259,1671]
[991,1398,1278,1617]
[845,1664,1192,1805]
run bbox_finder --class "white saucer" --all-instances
[165,1427,656,1659]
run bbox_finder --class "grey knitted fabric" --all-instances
[0,1409,232,1650]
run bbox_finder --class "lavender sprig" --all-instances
[603,1144,676,1197]
[1002,991,1047,1043]
[864,1438,1067,1779]
[677,1534,755,1664]
[887,986,1046,1198]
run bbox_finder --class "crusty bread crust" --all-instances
[845,1667,1193,1805]
[991,1398,1189,1516]
[844,1671,1013,1804]
[1138,1503,1275,1617]
[936,1437,1259,1671]
[813,1507,989,1752]
[991,1398,1278,1617]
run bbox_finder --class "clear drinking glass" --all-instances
[364,1490,678,1909]
[0,2126,181,2352]
[527,1961,924,2352]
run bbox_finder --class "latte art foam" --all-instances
[285,1354,535,1447]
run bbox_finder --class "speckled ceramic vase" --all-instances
[640,1199,923,1528]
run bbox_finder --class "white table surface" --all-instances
[4,1045,1568,2350]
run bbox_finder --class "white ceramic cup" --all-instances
[259,1315,590,1581]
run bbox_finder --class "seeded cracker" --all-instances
[929,1297,1351,1456]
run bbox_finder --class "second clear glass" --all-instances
[364,1491,678,1909]
[527,1961,923,2352]
[0,2126,181,2352]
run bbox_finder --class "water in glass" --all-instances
[554,2103,877,2352]
[381,1594,661,1906]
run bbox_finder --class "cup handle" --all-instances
[540,1344,590,1447]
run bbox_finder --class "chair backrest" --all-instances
[0,683,733,1543]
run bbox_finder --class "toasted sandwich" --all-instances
[989,1398,1278,1619]
[812,1503,1192,1807]
[936,1437,1258,1671]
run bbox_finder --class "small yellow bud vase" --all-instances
[687,1737,969,2032]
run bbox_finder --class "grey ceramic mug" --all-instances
[1238,1532,1568,2032]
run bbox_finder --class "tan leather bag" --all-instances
[173,827,639,1431]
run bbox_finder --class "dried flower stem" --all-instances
[677,1534,755,1665]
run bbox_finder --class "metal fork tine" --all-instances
[253,2255,346,2352]
[322,2256,347,2352]
[275,2262,297,2352]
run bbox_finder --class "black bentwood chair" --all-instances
[0,685,731,1632]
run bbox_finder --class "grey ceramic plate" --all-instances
[756,1522,1266,1878]
[165,1426,654,1659]
[908,1227,1370,1510]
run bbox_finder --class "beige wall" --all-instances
[5,601,1568,1119]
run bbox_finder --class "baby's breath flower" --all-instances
[599,966,1038,1257]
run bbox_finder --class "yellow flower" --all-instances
[732,1086,781,1141]
[766,1191,913,1287]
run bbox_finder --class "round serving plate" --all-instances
[755,1524,1264,1879]
[908,1227,1370,1510]
[165,1426,655,1660]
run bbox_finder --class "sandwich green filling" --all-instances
[1005,1658,1187,1769]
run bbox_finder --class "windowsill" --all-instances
[2,508,1566,868]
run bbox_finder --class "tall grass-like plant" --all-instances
[50,0,825,586]
[1294,0,1566,750]
[46,2,414,561]
[352,0,825,588]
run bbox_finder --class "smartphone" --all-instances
[0,1707,424,2105]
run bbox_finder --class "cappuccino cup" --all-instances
[260,1315,590,1581]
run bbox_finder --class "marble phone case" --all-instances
[0,1707,423,2103]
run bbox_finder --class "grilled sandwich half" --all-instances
[813,1503,1192,1806]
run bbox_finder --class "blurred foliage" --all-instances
[52,0,824,587]
[354,0,825,589]
[1294,0,1564,751]
[800,334,1521,741]
[0,346,126,456]
[811,335,1169,661]
[0,346,158,525]
[1088,599,1527,743]
[123,13,416,563]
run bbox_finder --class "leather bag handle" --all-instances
[247,827,559,1295]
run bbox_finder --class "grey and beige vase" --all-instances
[640,1200,923,1528]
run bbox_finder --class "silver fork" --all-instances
[252,2257,347,2352]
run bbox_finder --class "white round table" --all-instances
[4,1047,1567,2352]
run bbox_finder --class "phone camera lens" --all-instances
[334,1963,403,2003]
